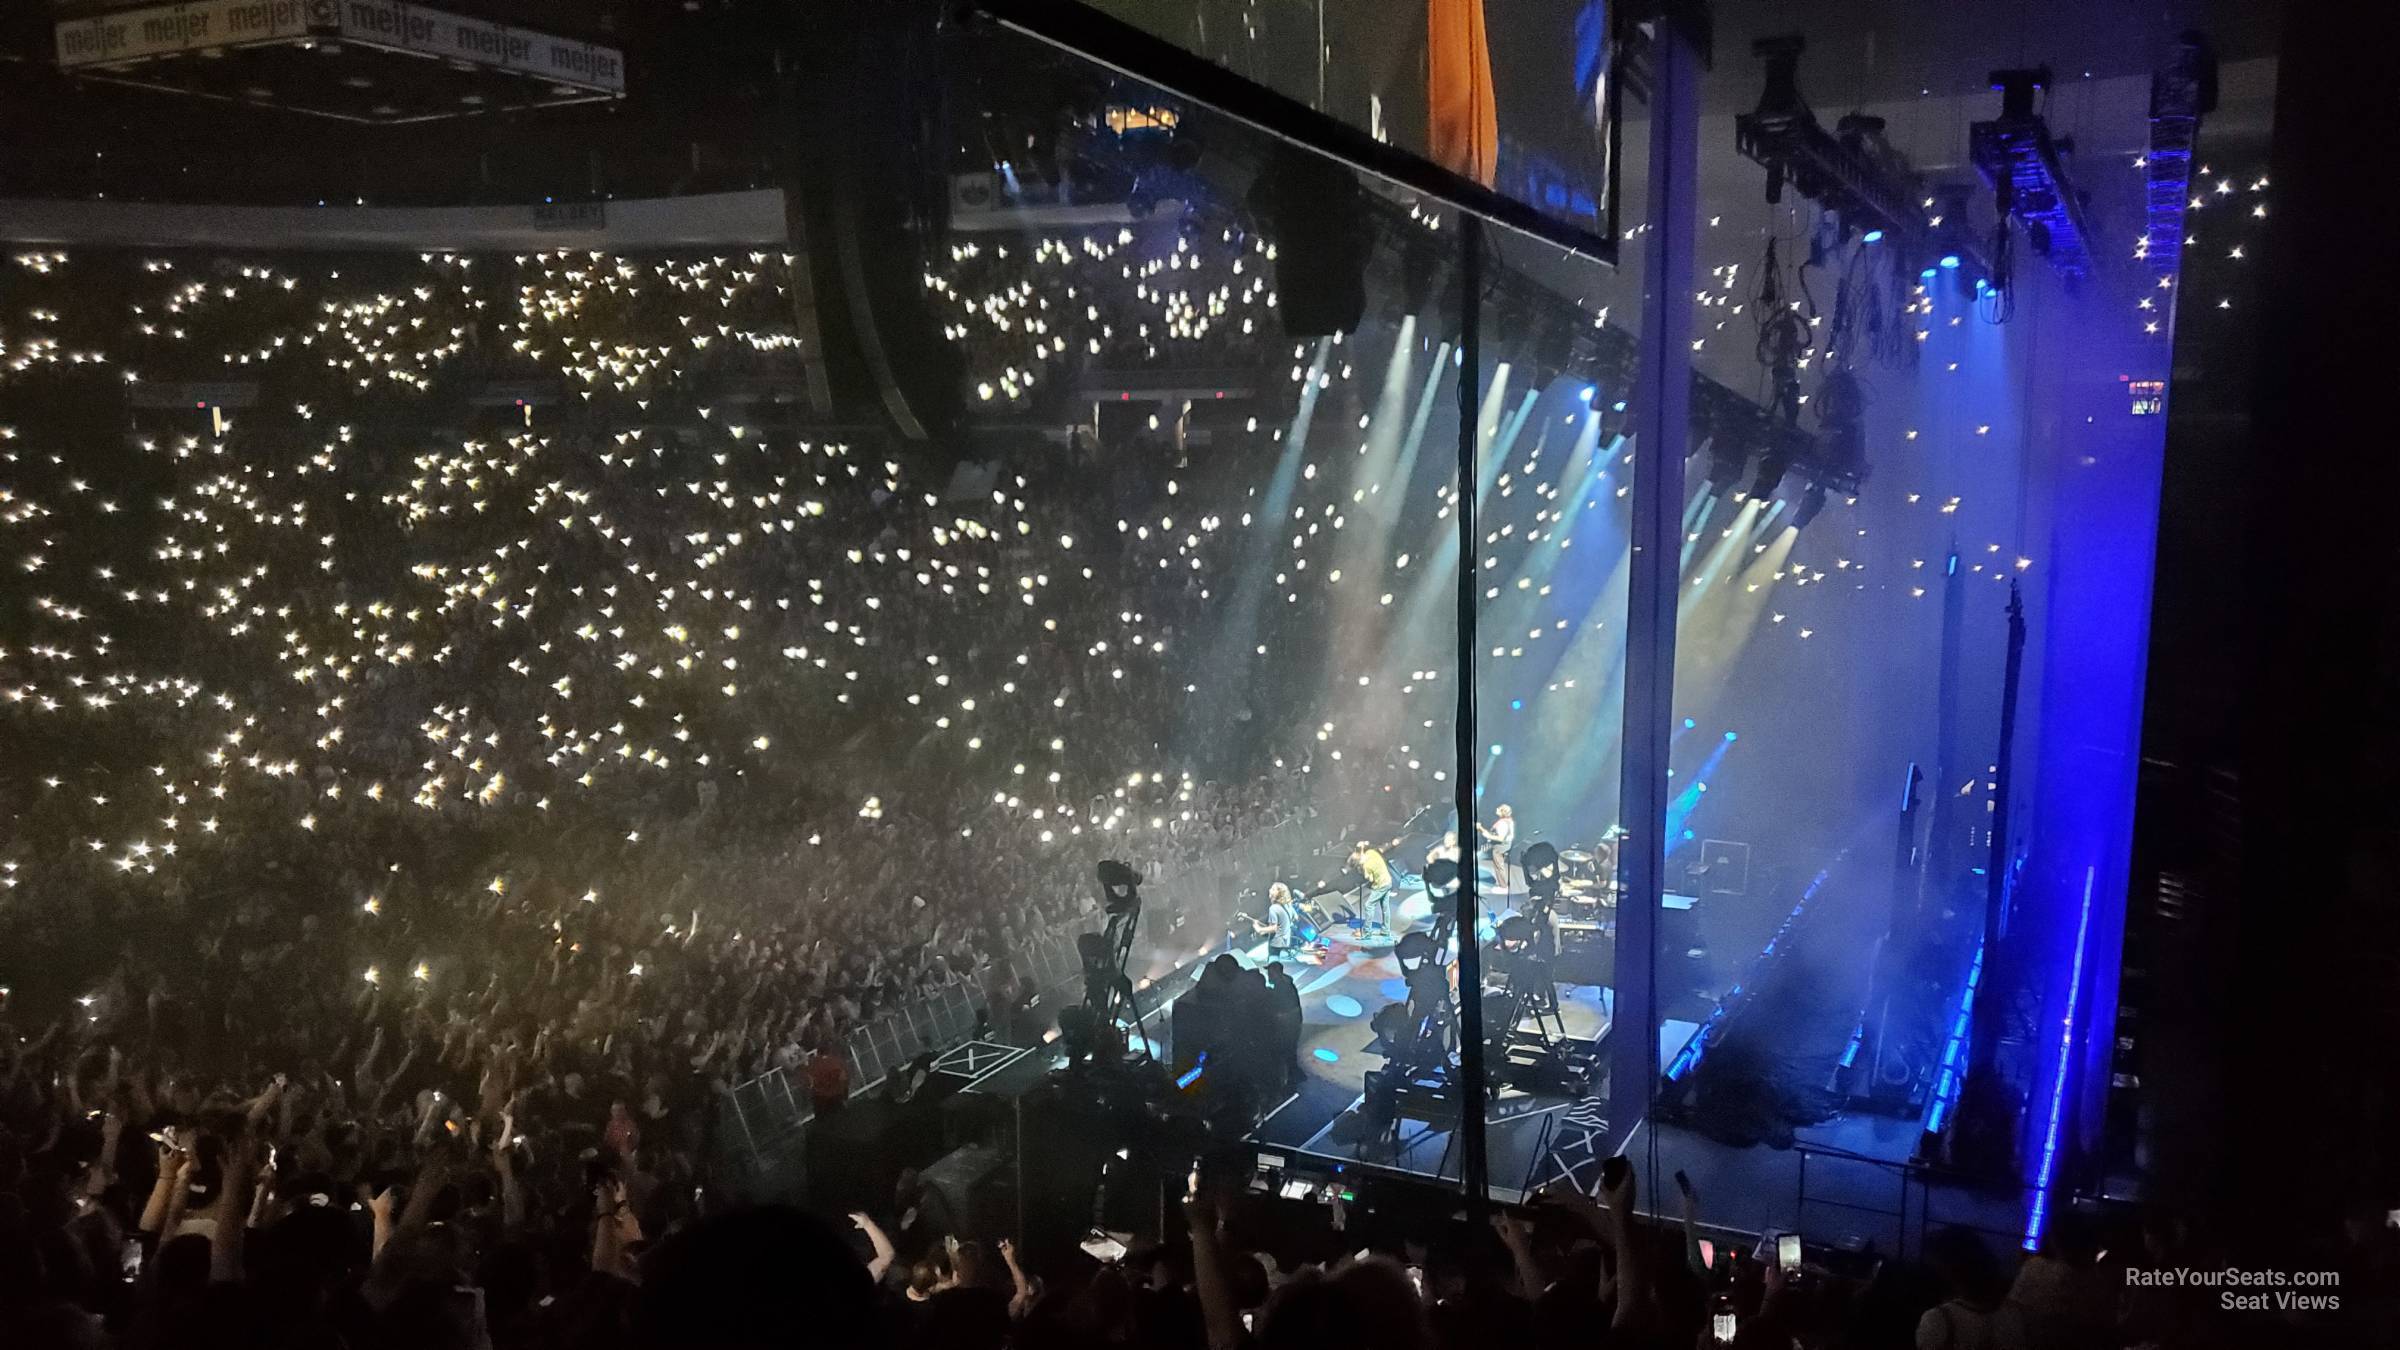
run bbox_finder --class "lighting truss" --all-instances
[2141,35,2218,274]
[1734,34,1981,278]
[1970,69,2098,282]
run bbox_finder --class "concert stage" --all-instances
[1182,855,1873,1202]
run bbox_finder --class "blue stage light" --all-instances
[1313,1047,1342,1063]
[1921,267,1939,281]
[1724,730,1738,742]
[1489,744,1503,756]
[1862,229,1885,243]
[2025,868,2099,1250]
[1940,254,1962,269]
[1579,385,1596,403]
[1510,699,1523,711]
[1611,400,1627,412]
[1683,717,1697,729]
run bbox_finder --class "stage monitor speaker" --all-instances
[802,1098,911,1218]
[1697,839,1752,895]
[1251,144,1366,337]
[918,1141,1014,1243]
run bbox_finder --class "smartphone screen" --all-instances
[1712,1311,1737,1341]
[1777,1232,1802,1272]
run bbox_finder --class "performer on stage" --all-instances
[1425,829,1463,873]
[1476,804,1516,890]
[1348,840,1395,933]
[1248,882,1312,959]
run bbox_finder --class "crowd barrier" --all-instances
[725,808,1326,1157]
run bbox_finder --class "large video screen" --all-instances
[1076,0,1614,243]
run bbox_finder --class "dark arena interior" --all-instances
[1,2,2392,1348]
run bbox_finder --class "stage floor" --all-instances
[1210,921,1613,1198]
[1134,856,2016,1240]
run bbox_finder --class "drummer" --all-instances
[1558,845,1597,893]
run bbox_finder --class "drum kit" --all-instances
[1553,834,1621,913]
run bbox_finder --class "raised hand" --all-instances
[1491,1211,1534,1250]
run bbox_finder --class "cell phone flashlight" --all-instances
[1712,1309,1738,1342]
[1777,1232,1802,1272]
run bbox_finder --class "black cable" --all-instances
[1980,214,2016,325]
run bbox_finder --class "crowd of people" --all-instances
[4,170,2287,1350]
[11,1059,2394,1350]
[0,226,1458,1348]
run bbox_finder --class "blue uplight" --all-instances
[1862,229,1885,243]
[1579,385,1596,403]
[1313,1047,1342,1063]
[1940,254,1962,269]
[1489,744,1504,756]
[1921,267,1939,281]
[1925,941,1985,1136]
[1723,731,1738,742]
[2025,868,2098,1250]
[1510,699,1523,711]
[1682,717,1697,730]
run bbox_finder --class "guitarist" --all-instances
[1246,882,1314,959]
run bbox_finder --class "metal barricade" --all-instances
[1792,1142,2043,1263]
[827,812,1323,1097]
[727,1066,811,1159]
